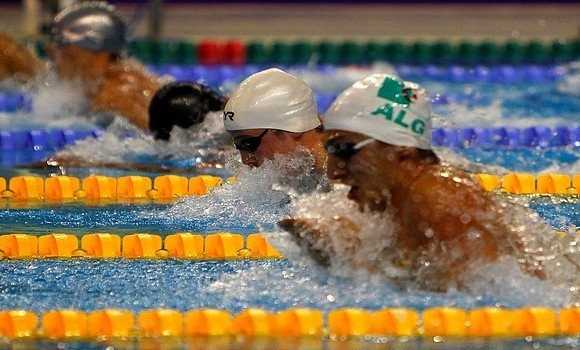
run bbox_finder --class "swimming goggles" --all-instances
[325,138,375,159]
[233,129,269,153]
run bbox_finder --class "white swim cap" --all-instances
[224,68,321,133]
[323,74,432,150]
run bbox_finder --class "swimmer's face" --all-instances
[325,131,396,211]
[231,129,306,167]
[50,45,113,83]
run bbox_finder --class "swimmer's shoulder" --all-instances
[103,59,166,86]
[408,164,494,214]
[0,32,42,81]
[96,59,163,100]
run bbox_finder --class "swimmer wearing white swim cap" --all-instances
[224,68,326,169]
[281,74,547,291]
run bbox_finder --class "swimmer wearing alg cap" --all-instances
[280,74,546,291]
[0,2,222,136]
[224,68,326,170]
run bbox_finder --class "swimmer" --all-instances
[0,2,221,135]
[224,68,326,170]
[280,74,546,292]
[149,81,227,140]
[42,81,228,171]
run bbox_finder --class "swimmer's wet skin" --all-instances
[0,2,158,130]
[0,2,218,137]
[280,74,550,292]
[224,68,326,169]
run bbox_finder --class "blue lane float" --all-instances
[0,128,101,151]
[0,92,32,113]
[431,126,580,148]
[0,126,577,152]
[396,64,567,83]
[148,64,567,87]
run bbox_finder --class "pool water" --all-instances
[0,63,578,348]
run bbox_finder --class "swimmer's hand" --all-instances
[279,217,362,267]
[279,218,331,266]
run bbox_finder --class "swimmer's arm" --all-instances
[279,218,331,266]
[279,217,369,269]
[0,32,42,82]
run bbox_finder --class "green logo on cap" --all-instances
[371,77,426,136]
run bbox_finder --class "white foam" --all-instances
[260,180,579,305]
[163,152,326,231]
[435,100,577,129]
[291,64,396,93]
[434,148,512,174]
[57,112,232,167]
[558,61,580,97]
[0,72,93,129]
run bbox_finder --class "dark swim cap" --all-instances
[149,82,227,140]
[52,1,127,54]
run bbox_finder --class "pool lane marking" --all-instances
[0,173,578,206]
[0,307,578,339]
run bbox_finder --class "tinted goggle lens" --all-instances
[233,130,268,153]
[325,139,358,159]
[234,137,261,152]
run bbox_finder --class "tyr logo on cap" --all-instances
[223,111,234,121]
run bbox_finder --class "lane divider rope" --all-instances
[0,232,282,260]
[0,173,578,204]
[0,307,579,339]
[0,126,577,151]
[475,172,580,195]
[0,226,577,261]
[0,128,101,151]
[0,175,228,203]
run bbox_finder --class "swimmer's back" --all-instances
[90,60,163,130]
[392,164,510,289]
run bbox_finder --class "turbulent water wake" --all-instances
[205,162,578,307]
[57,112,232,168]
[162,152,325,231]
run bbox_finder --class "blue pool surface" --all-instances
[0,63,578,347]
[0,258,562,313]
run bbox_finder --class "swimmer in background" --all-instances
[0,2,223,137]
[44,81,228,172]
[224,68,326,171]
[280,74,548,292]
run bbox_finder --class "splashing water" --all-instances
[208,180,579,308]
[0,72,93,129]
[57,112,232,169]
[558,61,580,97]
[291,64,396,93]
[162,152,326,232]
